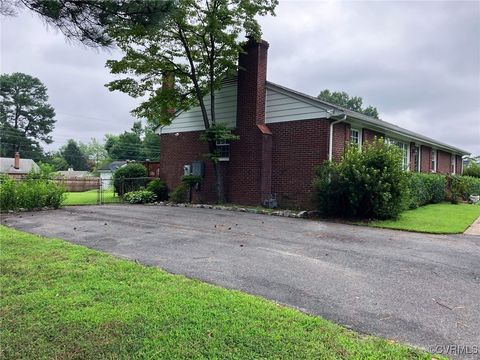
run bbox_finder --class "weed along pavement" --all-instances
[4,204,480,358]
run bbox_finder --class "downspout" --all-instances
[328,114,347,161]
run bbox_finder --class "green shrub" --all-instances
[313,139,409,220]
[169,183,189,203]
[123,190,157,204]
[407,173,445,208]
[113,163,147,196]
[146,179,168,201]
[0,177,65,212]
[0,175,16,211]
[449,175,480,203]
[463,162,480,178]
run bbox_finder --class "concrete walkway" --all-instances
[464,216,480,235]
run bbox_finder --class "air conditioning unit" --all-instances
[183,164,192,175]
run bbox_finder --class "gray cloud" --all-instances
[1,1,479,154]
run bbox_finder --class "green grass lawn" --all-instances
[0,226,436,359]
[63,189,120,205]
[369,202,480,234]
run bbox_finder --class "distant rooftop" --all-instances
[0,157,39,174]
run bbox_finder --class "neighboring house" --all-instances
[155,38,470,208]
[98,161,127,188]
[0,153,39,178]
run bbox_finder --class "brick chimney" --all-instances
[229,37,273,205]
[14,152,20,169]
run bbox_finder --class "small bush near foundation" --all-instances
[169,183,189,203]
[146,179,168,201]
[123,190,156,204]
[313,139,409,220]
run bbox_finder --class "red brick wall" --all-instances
[437,150,451,174]
[420,145,432,173]
[269,118,330,209]
[332,122,351,161]
[159,131,220,203]
[362,128,384,144]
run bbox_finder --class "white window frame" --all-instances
[387,138,409,171]
[414,145,421,172]
[350,128,362,148]
[431,149,437,173]
[216,140,230,161]
[451,154,456,174]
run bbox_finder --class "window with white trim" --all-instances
[387,138,409,170]
[431,149,437,172]
[451,155,456,174]
[216,140,230,161]
[350,128,360,147]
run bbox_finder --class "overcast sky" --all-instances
[1,0,479,155]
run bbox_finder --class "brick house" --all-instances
[155,38,470,208]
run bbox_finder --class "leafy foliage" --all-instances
[317,89,379,119]
[200,123,239,162]
[0,175,65,211]
[169,183,189,203]
[105,0,277,203]
[146,179,168,201]
[313,139,409,219]
[3,0,173,48]
[124,189,157,204]
[448,175,480,203]
[112,163,147,196]
[407,173,445,209]
[0,72,55,159]
[462,161,480,178]
[60,139,88,171]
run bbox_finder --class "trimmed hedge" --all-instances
[0,176,65,212]
[407,173,445,209]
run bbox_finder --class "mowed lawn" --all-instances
[369,203,480,234]
[0,226,436,360]
[63,189,120,205]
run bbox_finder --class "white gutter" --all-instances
[328,114,347,161]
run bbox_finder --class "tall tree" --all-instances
[2,0,173,48]
[0,72,55,159]
[79,138,109,168]
[61,139,88,170]
[317,89,380,119]
[106,0,277,202]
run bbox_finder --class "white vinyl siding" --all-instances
[265,87,331,123]
[159,80,237,134]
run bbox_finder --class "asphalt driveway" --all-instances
[3,205,480,358]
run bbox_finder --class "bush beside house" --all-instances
[113,163,147,196]
[313,140,409,220]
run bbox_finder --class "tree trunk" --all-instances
[213,160,226,204]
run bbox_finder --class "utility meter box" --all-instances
[192,161,205,177]
[183,164,192,176]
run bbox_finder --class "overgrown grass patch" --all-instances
[368,203,480,234]
[0,226,435,359]
[63,189,120,205]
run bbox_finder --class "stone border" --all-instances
[146,201,318,219]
